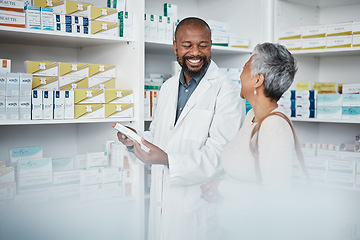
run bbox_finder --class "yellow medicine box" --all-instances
[26,61,59,76]
[59,77,88,90]
[88,64,116,78]
[59,62,89,78]
[88,77,115,89]
[74,88,105,104]
[90,20,119,36]
[89,6,118,22]
[105,103,134,118]
[74,103,104,119]
[32,76,59,90]
[34,0,91,17]
[105,89,133,103]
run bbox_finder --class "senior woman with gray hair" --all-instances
[200,42,301,240]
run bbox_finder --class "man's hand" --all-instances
[200,178,222,203]
[133,138,169,165]
[112,123,136,147]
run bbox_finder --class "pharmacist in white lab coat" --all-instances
[116,17,245,240]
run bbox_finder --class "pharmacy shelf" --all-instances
[0,26,134,48]
[290,47,360,57]
[144,117,153,121]
[145,40,252,55]
[0,118,136,126]
[291,118,360,124]
[282,0,360,8]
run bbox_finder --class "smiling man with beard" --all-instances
[115,17,245,240]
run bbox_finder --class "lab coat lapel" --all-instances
[175,62,216,127]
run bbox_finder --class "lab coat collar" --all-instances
[174,60,217,127]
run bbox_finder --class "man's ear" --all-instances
[173,40,177,55]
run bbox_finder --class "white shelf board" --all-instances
[145,40,251,55]
[144,117,153,121]
[291,117,360,124]
[290,47,360,57]
[0,118,136,126]
[282,0,360,8]
[0,26,134,48]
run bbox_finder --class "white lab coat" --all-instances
[143,60,245,240]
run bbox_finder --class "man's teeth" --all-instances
[188,59,201,63]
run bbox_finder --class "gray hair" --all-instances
[251,42,297,101]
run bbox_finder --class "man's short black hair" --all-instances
[174,17,211,42]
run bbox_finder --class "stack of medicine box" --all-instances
[144,77,162,118]
[144,13,174,43]
[208,19,229,47]
[26,60,75,120]
[1,60,33,121]
[317,93,342,120]
[295,90,316,118]
[34,0,91,34]
[88,5,119,37]
[0,0,26,29]
[277,90,295,118]
[54,12,89,34]
[0,59,11,120]
[25,5,54,31]
[342,84,360,120]
[278,21,360,51]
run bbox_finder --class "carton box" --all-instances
[89,6,117,22]
[26,61,58,77]
[0,9,25,28]
[74,103,104,119]
[104,103,134,118]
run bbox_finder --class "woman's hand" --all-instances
[200,178,222,203]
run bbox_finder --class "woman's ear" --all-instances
[254,73,265,88]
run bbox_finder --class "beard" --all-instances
[177,55,210,78]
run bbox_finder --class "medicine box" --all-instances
[353,22,360,35]
[105,89,134,103]
[149,14,158,41]
[31,90,43,119]
[86,152,108,169]
[0,167,15,183]
[19,73,33,96]
[32,76,59,90]
[212,35,229,47]
[80,168,103,185]
[278,39,301,51]
[25,6,41,30]
[163,3,177,22]
[326,22,352,37]
[74,103,105,119]
[53,90,65,119]
[342,94,360,106]
[326,36,352,48]
[0,59,11,73]
[19,96,31,120]
[119,11,133,38]
[59,76,88,90]
[53,170,80,187]
[55,23,74,32]
[74,88,105,104]
[144,14,151,40]
[328,172,354,188]
[90,20,119,37]
[42,90,53,119]
[73,154,86,170]
[301,25,326,39]
[301,38,326,50]
[6,96,19,120]
[317,94,342,106]
[54,14,73,24]
[74,25,88,34]
[342,107,360,120]
[52,157,73,171]
[17,157,53,193]
[278,27,302,40]
[34,0,92,17]
[59,62,89,78]
[0,73,5,96]
[0,0,25,12]
[41,7,54,31]
[107,0,126,12]
[88,77,115,89]
[165,16,173,42]
[0,9,25,28]
[353,35,360,48]
[317,106,342,119]
[157,15,166,41]
[89,6,117,22]
[295,108,316,118]
[104,103,134,118]
[80,183,103,201]
[6,73,20,96]
[64,90,74,119]
[88,64,116,78]
[295,90,317,101]
[26,61,59,77]
[229,38,250,49]
[10,146,43,165]
[342,84,360,94]
[0,96,5,120]
[103,168,122,184]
